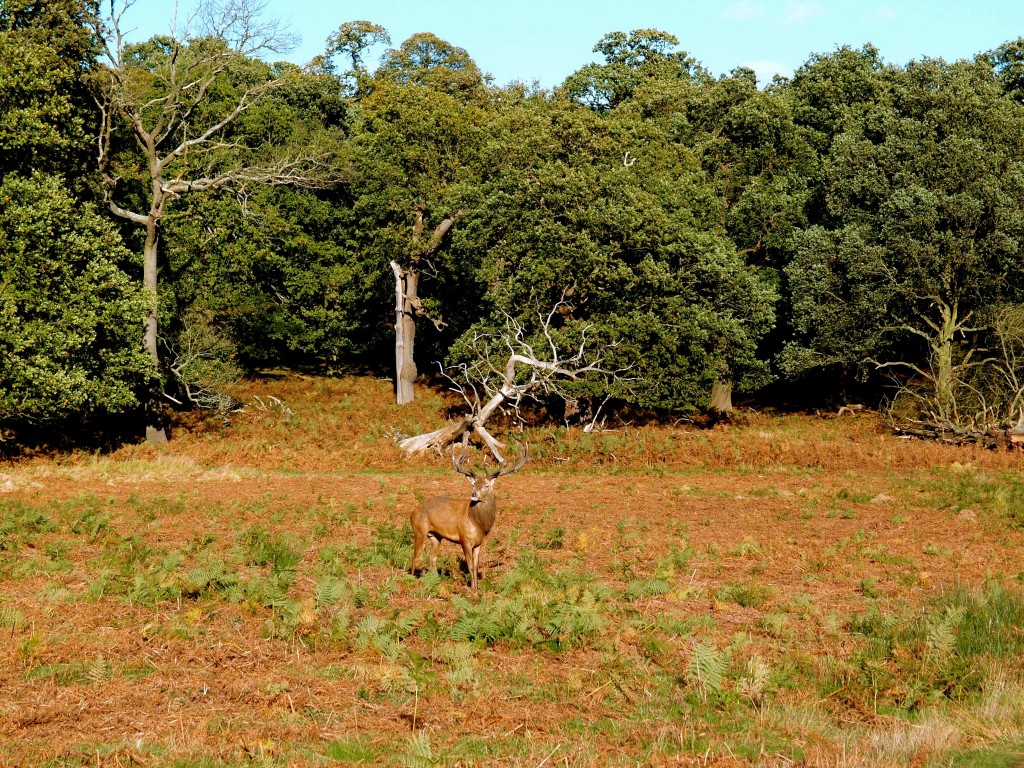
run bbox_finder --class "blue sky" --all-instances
[119,0,1022,87]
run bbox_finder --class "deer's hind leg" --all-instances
[427,534,442,573]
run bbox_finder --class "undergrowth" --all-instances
[4,376,1024,766]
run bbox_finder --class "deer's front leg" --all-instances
[471,542,484,589]
[461,539,478,588]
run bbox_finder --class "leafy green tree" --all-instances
[989,37,1024,101]
[683,68,814,271]
[784,57,1024,422]
[377,31,486,98]
[784,44,888,158]
[555,32,782,411]
[160,182,379,369]
[350,32,490,403]
[153,57,355,369]
[0,0,155,437]
[0,173,153,424]
[447,84,776,415]
[612,60,814,407]
[319,20,390,95]
[562,28,703,111]
[0,0,99,182]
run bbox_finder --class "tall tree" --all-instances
[447,82,776,416]
[320,19,390,95]
[0,0,155,437]
[94,0,337,442]
[988,37,1024,102]
[0,0,99,181]
[558,31,779,412]
[784,44,887,158]
[783,56,1024,423]
[562,28,703,111]
[156,60,356,370]
[0,173,153,426]
[350,32,489,404]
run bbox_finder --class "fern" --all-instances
[448,604,502,644]
[436,642,476,689]
[352,584,370,608]
[925,604,965,659]
[624,577,670,602]
[0,605,26,629]
[545,592,605,647]
[330,607,352,642]
[344,522,412,569]
[688,641,729,697]
[243,571,291,608]
[354,615,384,651]
[401,732,436,768]
[372,633,403,660]
[130,572,181,606]
[735,656,771,703]
[392,610,422,639]
[238,525,301,573]
[314,576,348,608]
[184,558,239,599]
[85,657,113,684]
[415,570,442,597]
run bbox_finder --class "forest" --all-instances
[5,0,1024,449]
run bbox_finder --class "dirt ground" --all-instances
[3,464,1021,765]
[2,382,1023,765]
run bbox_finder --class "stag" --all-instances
[410,445,528,589]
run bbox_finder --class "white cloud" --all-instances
[874,6,897,21]
[723,1,767,22]
[741,59,794,86]
[781,0,825,25]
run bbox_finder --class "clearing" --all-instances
[2,375,1023,766]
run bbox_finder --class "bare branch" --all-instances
[399,300,634,458]
[197,0,299,56]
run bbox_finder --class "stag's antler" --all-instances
[452,448,477,479]
[488,444,528,478]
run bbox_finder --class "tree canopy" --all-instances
[6,3,1024,445]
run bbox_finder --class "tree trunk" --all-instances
[933,299,958,423]
[710,379,733,415]
[390,209,462,406]
[143,214,168,445]
[392,261,418,405]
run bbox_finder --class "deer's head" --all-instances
[453,445,528,503]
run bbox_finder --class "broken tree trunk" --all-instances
[398,382,514,460]
[391,208,462,405]
[391,261,419,406]
[709,379,733,415]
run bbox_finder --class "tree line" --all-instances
[4,0,1024,447]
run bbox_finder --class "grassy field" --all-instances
[2,374,1024,767]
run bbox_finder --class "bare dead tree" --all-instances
[391,206,463,405]
[880,303,1024,448]
[94,0,340,443]
[398,298,632,460]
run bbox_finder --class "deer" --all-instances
[410,445,528,589]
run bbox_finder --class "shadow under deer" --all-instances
[410,445,528,589]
